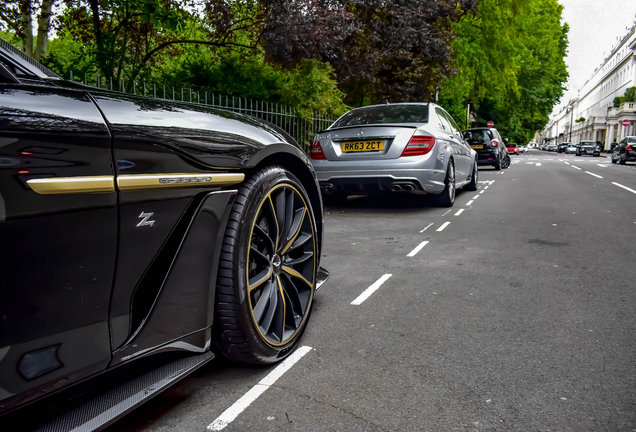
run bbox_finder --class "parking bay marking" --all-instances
[585,171,603,179]
[437,221,451,232]
[612,182,636,196]
[351,274,393,305]
[441,209,453,216]
[420,223,434,233]
[207,346,313,431]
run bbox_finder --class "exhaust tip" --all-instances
[391,185,402,192]
[403,184,413,191]
[323,185,333,193]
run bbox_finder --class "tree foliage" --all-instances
[439,0,568,143]
[263,0,477,106]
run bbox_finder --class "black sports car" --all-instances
[0,39,327,430]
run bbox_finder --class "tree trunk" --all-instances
[35,0,55,61]
[18,0,33,57]
[89,0,109,77]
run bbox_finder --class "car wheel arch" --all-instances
[247,150,323,251]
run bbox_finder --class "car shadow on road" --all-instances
[323,191,472,214]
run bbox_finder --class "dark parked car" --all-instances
[611,136,636,164]
[557,142,571,153]
[576,140,601,156]
[0,39,328,430]
[463,127,510,170]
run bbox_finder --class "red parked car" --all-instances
[506,142,519,155]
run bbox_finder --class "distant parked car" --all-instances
[506,142,520,155]
[520,145,528,153]
[565,143,578,154]
[611,136,636,164]
[576,140,601,157]
[547,143,558,152]
[311,103,479,207]
[557,142,571,153]
[463,127,510,170]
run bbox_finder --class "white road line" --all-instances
[441,209,452,216]
[484,186,489,190]
[564,161,570,165]
[536,163,542,166]
[454,209,465,216]
[572,165,582,170]
[597,164,608,168]
[585,171,603,179]
[207,346,313,431]
[466,200,474,206]
[407,241,430,258]
[499,171,505,174]
[526,162,535,165]
[420,223,434,233]
[612,182,636,195]
[479,190,485,194]
[437,221,451,232]
[351,274,393,305]
[472,195,480,200]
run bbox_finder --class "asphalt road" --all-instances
[106,149,636,432]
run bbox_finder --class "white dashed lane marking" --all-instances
[612,182,636,196]
[437,221,451,232]
[466,200,474,206]
[407,241,430,258]
[454,209,465,216]
[572,165,582,170]
[536,163,542,166]
[207,346,313,431]
[585,171,603,179]
[420,223,434,233]
[351,274,393,305]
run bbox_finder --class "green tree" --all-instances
[439,0,568,143]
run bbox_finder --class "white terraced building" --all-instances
[540,22,636,149]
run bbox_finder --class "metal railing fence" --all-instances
[67,71,339,151]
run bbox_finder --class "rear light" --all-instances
[490,140,499,148]
[401,135,436,157]
[310,140,326,160]
[627,145,633,151]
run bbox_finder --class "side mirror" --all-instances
[504,138,509,143]
[462,131,472,140]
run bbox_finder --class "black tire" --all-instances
[465,161,478,191]
[619,154,626,165]
[502,155,511,169]
[576,152,580,156]
[611,154,617,164]
[215,165,318,364]
[433,161,455,207]
[494,157,502,170]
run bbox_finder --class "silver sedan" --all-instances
[310,103,478,207]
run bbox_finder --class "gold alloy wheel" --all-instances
[247,183,316,346]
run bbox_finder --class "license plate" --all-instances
[470,145,484,149]
[341,140,385,152]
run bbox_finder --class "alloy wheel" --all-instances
[247,184,316,346]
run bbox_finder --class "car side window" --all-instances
[443,111,462,136]
[435,108,451,131]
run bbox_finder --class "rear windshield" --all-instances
[580,142,596,146]
[331,104,429,128]
[627,137,636,143]
[466,130,492,144]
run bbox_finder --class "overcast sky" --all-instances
[553,0,636,114]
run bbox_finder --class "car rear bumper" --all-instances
[477,151,499,166]
[315,167,446,195]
